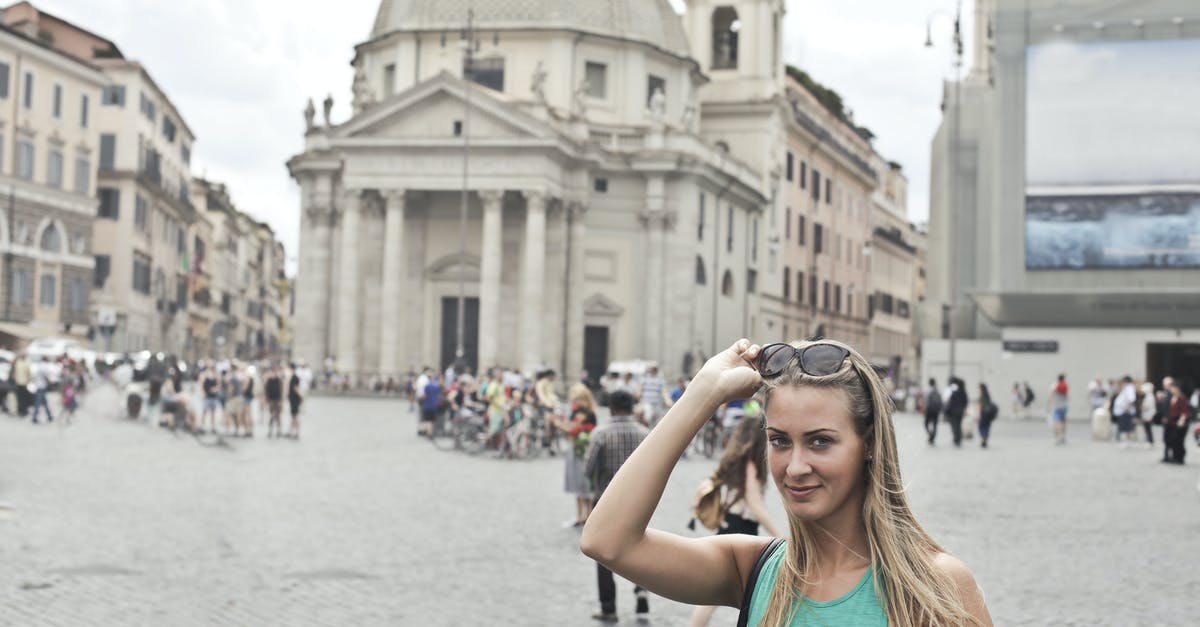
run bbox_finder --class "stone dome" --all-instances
[370,0,692,59]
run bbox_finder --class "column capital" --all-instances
[639,208,676,229]
[521,189,548,206]
[479,189,504,208]
[384,189,407,208]
[341,188,363,212]
[566,200,588,217]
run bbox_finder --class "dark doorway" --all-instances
[583,325,609,383]
[440,297,479,374]
[1147,342,1200,394]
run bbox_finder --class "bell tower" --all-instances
[682,0,785,100]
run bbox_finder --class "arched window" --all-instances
[40,224,61,252]
[721,270,734,296]
[695,256,706,285]
[712,7,740,70]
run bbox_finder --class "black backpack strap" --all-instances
[737,537,785,627]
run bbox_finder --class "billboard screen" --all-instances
[1025,39,1200,269]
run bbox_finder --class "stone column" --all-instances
[336,190,361,382]
[564,202,587,382]
[642,176,667,365]
[378,190,406,377]
[477,190,504,370]
[520,190,547,373]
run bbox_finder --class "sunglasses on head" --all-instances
[755,342,853,379]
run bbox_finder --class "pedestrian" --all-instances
[419,373,443,437]
[534,369,561,453]
[199,364,222,434]
[414,367,431,412]
[226,365,246,437]
[287,363,304,439]
[581,339,992,626]
[1164,380,1189,464]
[553,383,598,528]
[581,390,651,623]
[923,378,942,445]
[1111,376,1138,448]
[264,365,284,438]
[688,415,784,627]
[977,383,998,448]
[1088,378,1108,413]
[943,377,968,448]
[1048,374,1069,445]
[1139,381,1157,448]
[1022,381,1035,413]
[61,368,78,425]
[30,357,54,424]
[639,365,668,428]
[13,352,31,417]
[1011,383,1024,420]
[669,377,688,405]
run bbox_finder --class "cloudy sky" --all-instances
[33,0,976,273]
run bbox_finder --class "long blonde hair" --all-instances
[757,339,981,626]
[568,383,597,414]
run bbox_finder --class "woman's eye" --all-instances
[809,437,832,448]
[768,436,789,448]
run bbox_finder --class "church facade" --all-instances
[288,1,782,381]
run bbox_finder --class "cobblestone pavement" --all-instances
[1,383,1198,626]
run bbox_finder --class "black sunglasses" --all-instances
[755,343,853,379]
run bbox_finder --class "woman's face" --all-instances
[765,386,868,523]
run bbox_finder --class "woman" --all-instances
[977,383,998,449]
[287,363,304,439]
[689,414,784,627]
[555,383,598,527]
[1139,381,1156,448]
[1165,382,1189,464]
[581,339,991,626]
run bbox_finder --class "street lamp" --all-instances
[454,4,475,374]
[926,1,964,385]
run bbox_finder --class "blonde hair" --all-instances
[757,339,982,627]
[568,383,597,414]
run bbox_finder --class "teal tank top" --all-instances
[745,541,887,626]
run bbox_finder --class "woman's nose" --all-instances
[786,449,813,478]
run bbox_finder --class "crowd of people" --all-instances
[1,351,89,425]
[115,357,315,440]
[917,371,1199,457]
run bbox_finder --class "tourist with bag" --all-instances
[687,414,782,627]
[977,384,999,449]
[581,339,992,626]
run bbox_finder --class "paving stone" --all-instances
[0,384,1196,625]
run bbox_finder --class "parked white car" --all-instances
[26,337,86,385]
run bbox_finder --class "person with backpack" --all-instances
[923,378,943,446]
[688,415,783,627]
[581,339,992,626]
[977,384,999,449]
[264,364,285,438]
[943,377,969,448]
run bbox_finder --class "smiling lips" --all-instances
[786,484,820,499]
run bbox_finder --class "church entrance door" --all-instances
[440,297,479,374]
[583,325,609,384]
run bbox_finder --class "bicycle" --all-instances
[693,413,721,458]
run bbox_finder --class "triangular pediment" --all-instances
[583,292,624,318]
[337,72,553,141]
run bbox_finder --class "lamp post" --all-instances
[926,1,964,383]
[455,5,475,372]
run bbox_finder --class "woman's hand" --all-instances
[692,339,763,405]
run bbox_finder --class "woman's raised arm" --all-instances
[580,339,769,607]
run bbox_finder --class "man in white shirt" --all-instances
[1111,376,1138,447]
